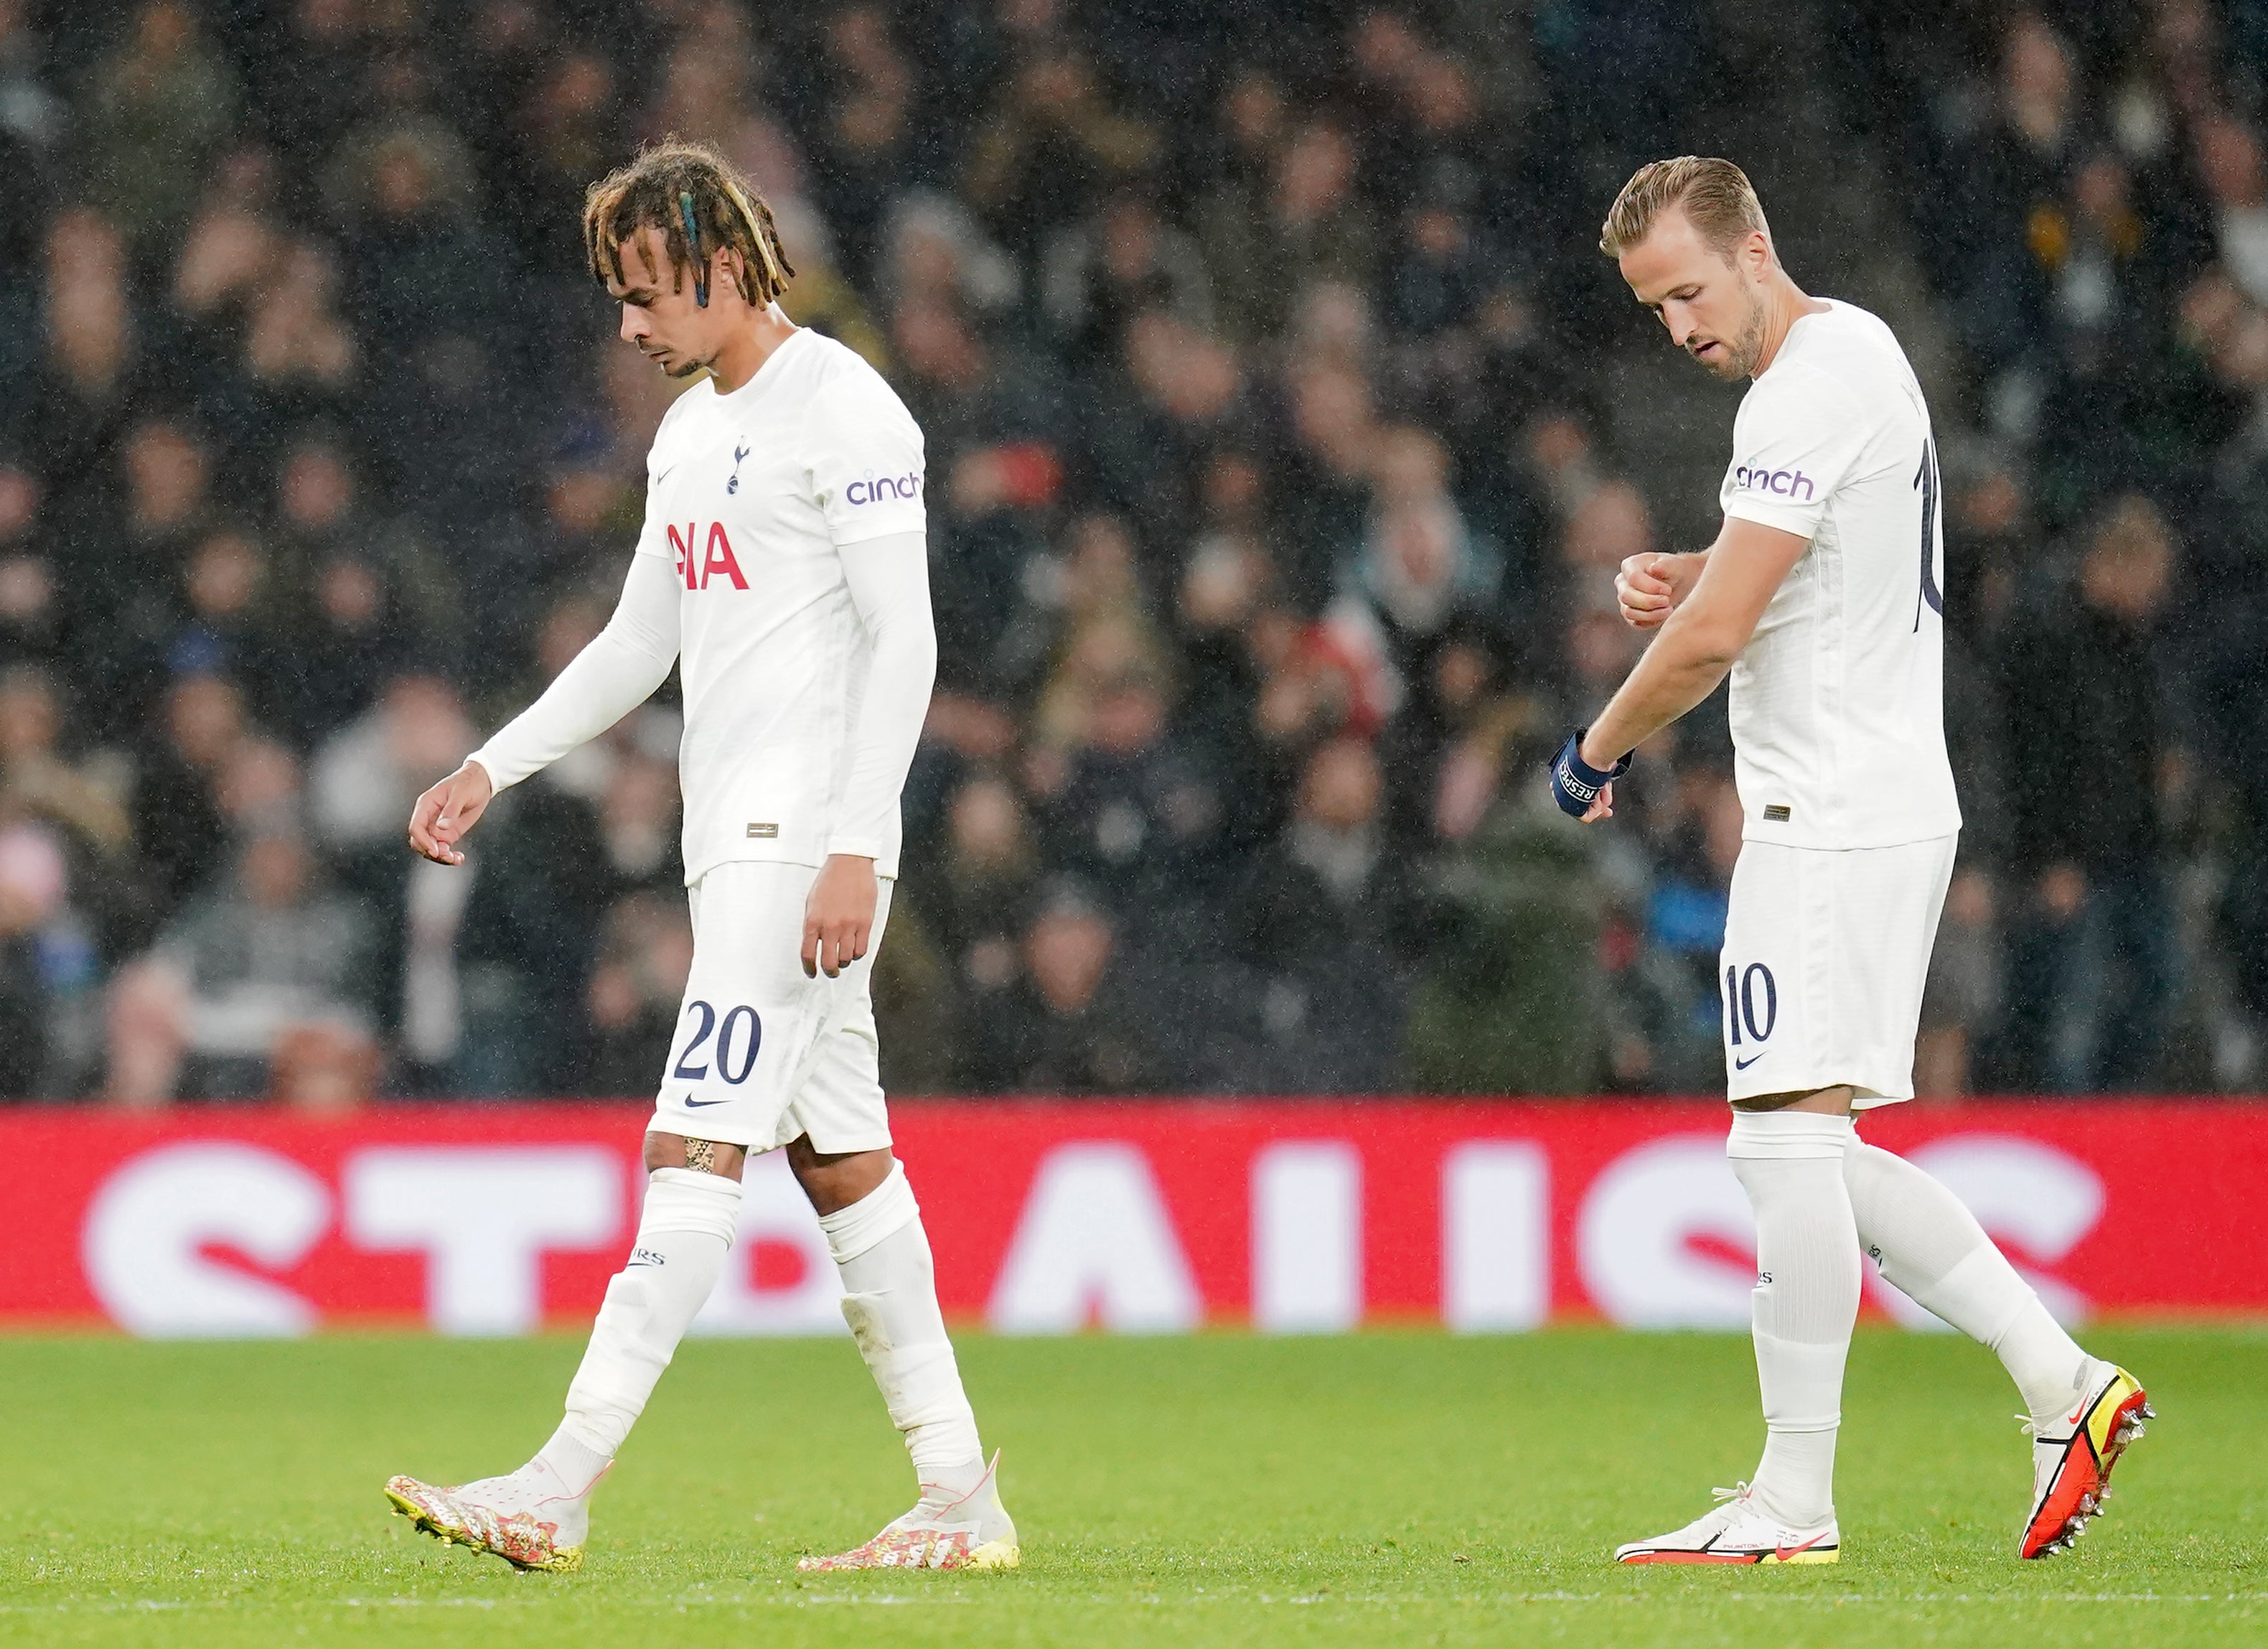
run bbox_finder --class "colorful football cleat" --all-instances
[2020,1363,2152,1559]
[1614,1484,1840,1565]
[383,1470,588,1573]
[797,1452,1018,1572]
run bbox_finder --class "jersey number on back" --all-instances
[1913,437,1944,631]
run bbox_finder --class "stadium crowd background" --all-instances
[1,0,2265,1106]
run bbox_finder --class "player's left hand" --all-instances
[803,854,878,978]
[1550,729,1631,824]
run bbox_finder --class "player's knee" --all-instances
[787,1137,893,1215]
[1730,1085,1854,1116]
[641,1130,746,1180]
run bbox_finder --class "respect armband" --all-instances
[1550,729,1632,818]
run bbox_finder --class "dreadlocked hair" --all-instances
[582,138,795,307]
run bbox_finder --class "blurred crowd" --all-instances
[1,0,2264,1105]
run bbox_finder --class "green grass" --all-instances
[0,1329,2262,1647]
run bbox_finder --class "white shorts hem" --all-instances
[1722,1081,1913,1108]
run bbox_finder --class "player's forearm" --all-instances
[1581,610,1740,766]
[829,533,938,858]
[469,555,681,790]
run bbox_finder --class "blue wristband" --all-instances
[1550,728,1631,818]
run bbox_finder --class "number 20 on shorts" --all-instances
[673,1001,762,1083]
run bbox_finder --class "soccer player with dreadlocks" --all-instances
[383,139,1016,1574]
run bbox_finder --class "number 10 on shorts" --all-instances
[1725,963,1778,1048]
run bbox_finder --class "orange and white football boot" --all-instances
[2020,1363,2152,1559]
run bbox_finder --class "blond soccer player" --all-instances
[1548,157,2149,1564]
[382,141,1015,1574]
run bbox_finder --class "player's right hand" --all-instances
[1616,552,1684,629]
[407,760,495,866]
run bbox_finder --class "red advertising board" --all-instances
[0,1101,2257,1336]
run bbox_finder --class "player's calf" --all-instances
[382,1160,742,1569]
[797,1157,1012,1569]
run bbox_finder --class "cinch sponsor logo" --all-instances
[1731,464,1815,501]
[846,470,922,506]
[666,520,749,590]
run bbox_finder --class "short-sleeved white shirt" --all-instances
[1717,300,1960,850]
[636,327,927,882]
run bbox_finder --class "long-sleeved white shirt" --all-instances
[469,326,937,881]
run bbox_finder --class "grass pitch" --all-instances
[1,1328,2261,1647]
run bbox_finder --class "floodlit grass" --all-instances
[0,1327,2261,1646]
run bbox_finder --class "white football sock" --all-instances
[1728,1110,1860,1531]
[535,1424,612,1498]
[1842,1134,2096,1420]
[820,1160,986,1495]
[554,1166,742,1460]
[453,1449,601,1550]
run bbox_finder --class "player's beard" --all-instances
[639,341,712,379]
[652,347,709,380]
[1691,292,1768,380]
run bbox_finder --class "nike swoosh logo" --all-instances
[1773,1533,1830,1561]
[682,1096,728,1108]
[1734,1053,1767,1070]
[653,463,680,488]
[2064,1398,2089,1426]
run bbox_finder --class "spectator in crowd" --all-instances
[1998,496,2184,1090]
[77,0,240,253]
[1274,361,1380,612]
[927,773,1039,1071]
[1237,737,1417,1092]
[965,882,1171,1093]
[0,665,131,869]
[1040,656,1224,921]
[1202,115,1378,346]
[310,672,474,858]
[962,45,1159,274]
[1405,764,1608,1096]
[107,826,378,1103]
[802,4,921,292]
[0,821,65,1096]
[1917,866,2007,1098]
[579,888,693,1099]
[1329,424,1509,699]
[1041,185,1215,367]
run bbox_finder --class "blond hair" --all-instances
[1599,156,1769,260]
[583,139,794,307]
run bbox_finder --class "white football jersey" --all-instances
[1716,300,1960,850]
[637,327,927,881]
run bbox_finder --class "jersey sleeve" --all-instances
[805,370,928,546]
[630,470,673,562]
[828,531,937,861]
[1720,363,1874,540]
[464,550,681,791]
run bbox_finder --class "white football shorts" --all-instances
[1719,833,1957,1107]
[647,861,895,1154]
